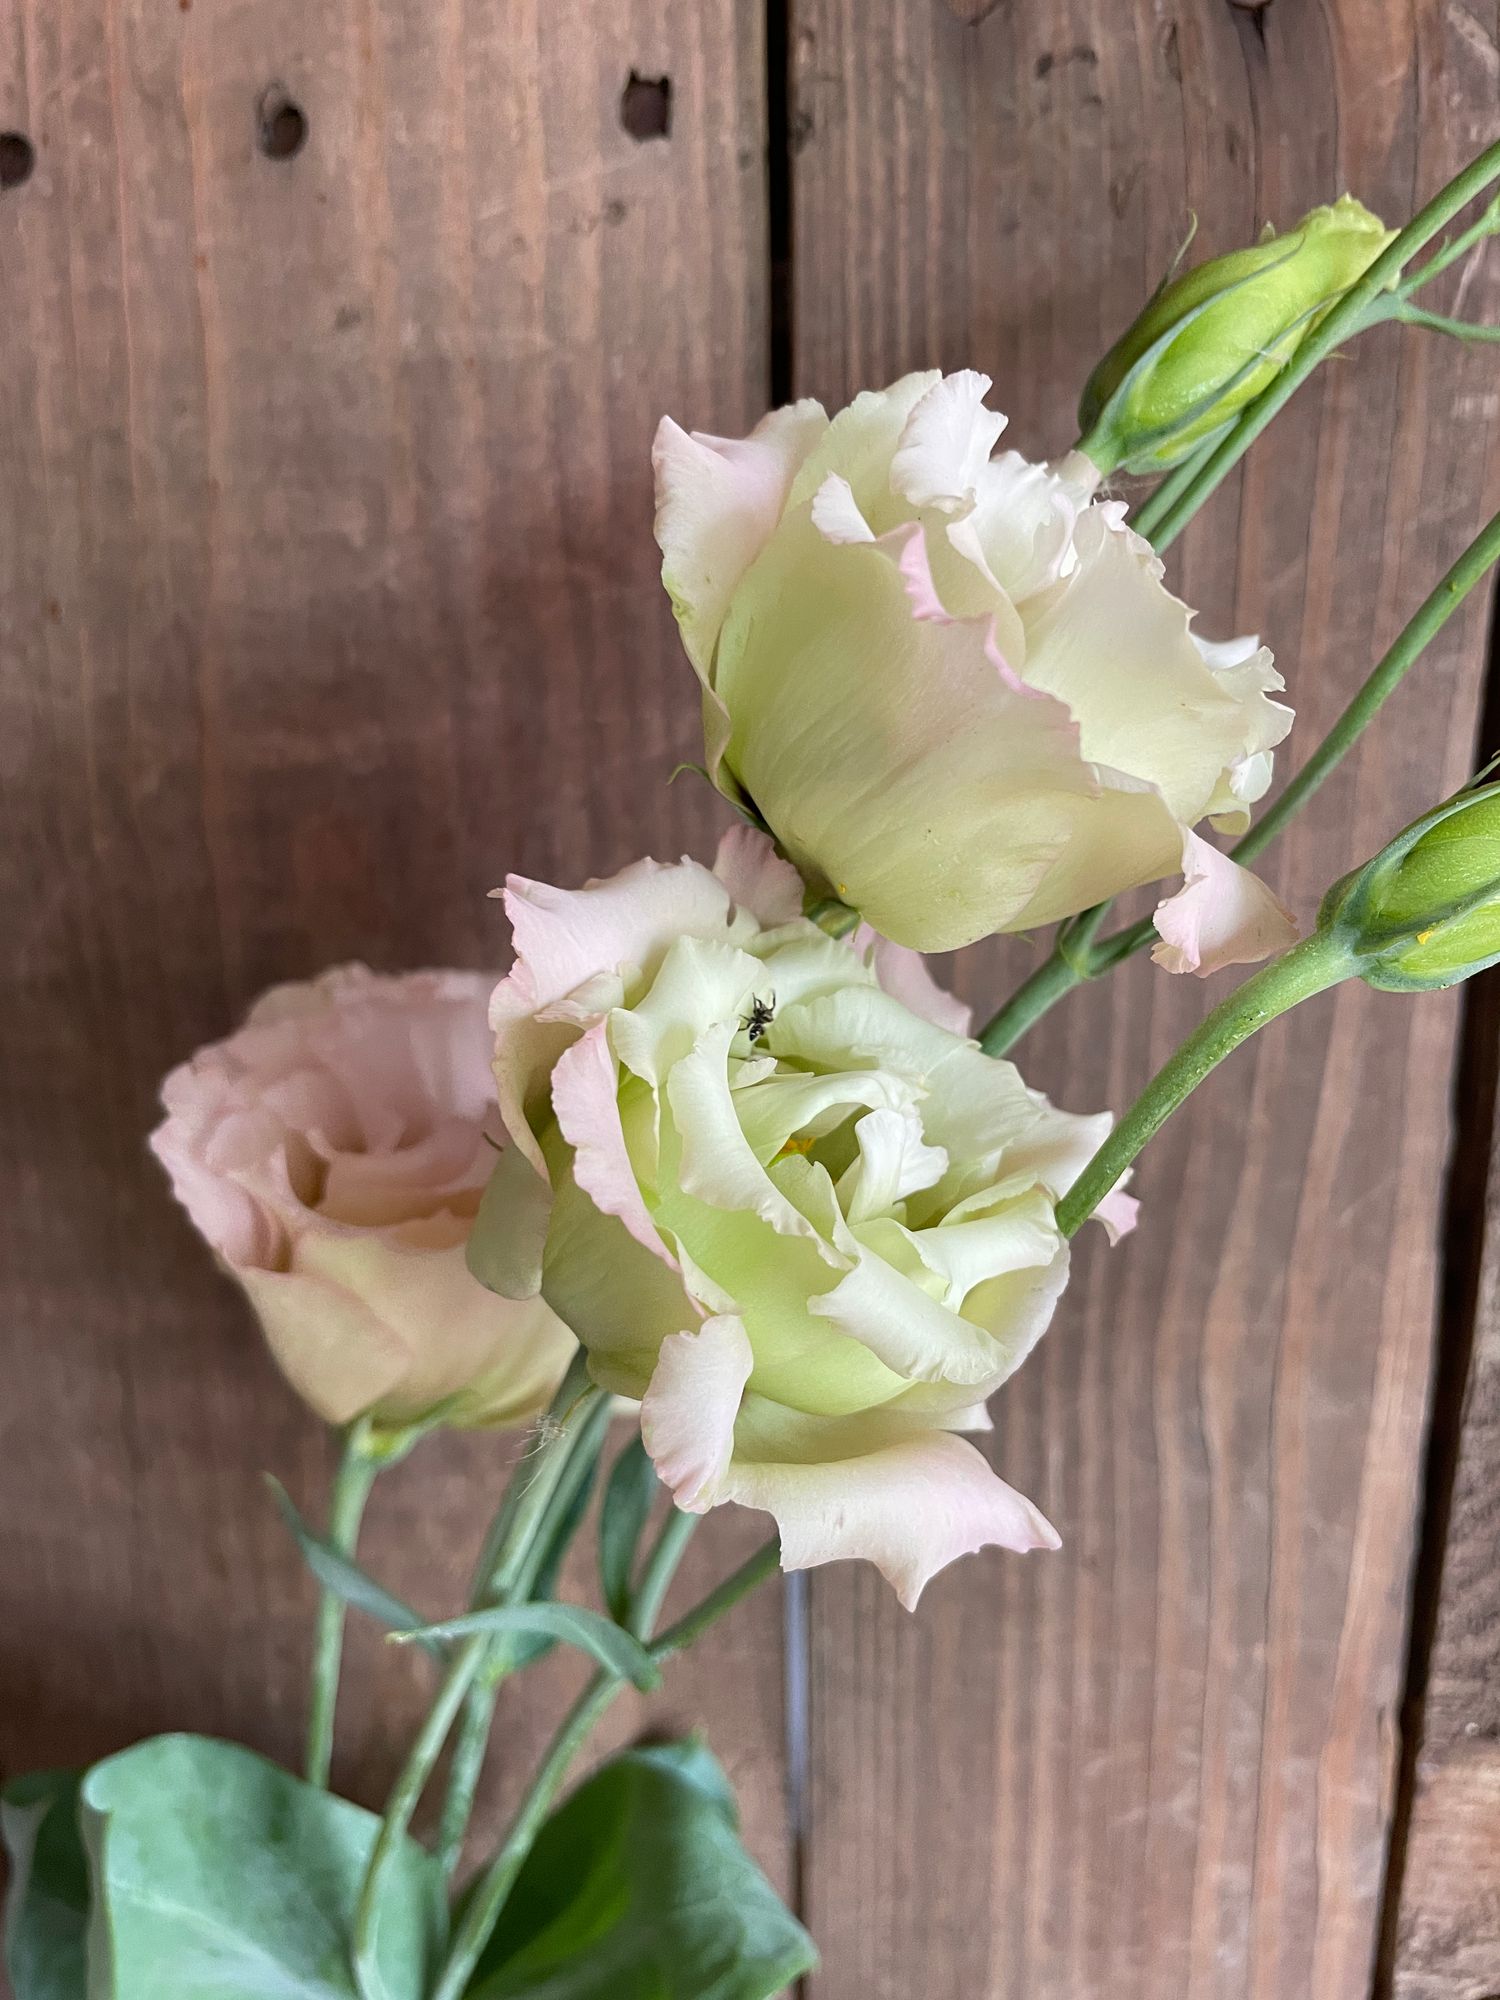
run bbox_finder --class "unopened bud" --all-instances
[1320,780,1500,991]
[1080,196,1394,475]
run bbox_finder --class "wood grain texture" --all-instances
[791,2,1500,1995]
[1393,1059,1500,1998]
[0,0,788,1893]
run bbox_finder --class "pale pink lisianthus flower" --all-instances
[151,964,576,1430]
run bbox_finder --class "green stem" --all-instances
[349,1372,605,2000]
[432,1674,624,2000]
[304,1426,381,1790]
[434,1389,614,1882]
[1141,138,1500,553]
[1129,432,1229,545]
[977,948,1087,1058]
[1239,508,1500,864]
[1054,931,1353,1237]
[976,504,1500,1052]
[648,1534,782,1659]
[1397,196,1500,294]
[427,1522,757,2000]
[627,1505,701,1637]
[1391,302,1500,343]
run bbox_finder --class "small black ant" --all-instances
[743,992,776,1044]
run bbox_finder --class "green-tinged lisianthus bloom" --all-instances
[469,829,1136,1608]
[1080,195,1395,473]
[653,370,1296,969]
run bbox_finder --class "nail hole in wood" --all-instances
[257,88,308,162]
[0,132,35,190]
[620,71,671,142]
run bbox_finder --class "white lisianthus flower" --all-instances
[469,828,1136,1609]
[653,370,1296,971]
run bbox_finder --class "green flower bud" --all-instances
[1319,780,1500,991]
[1080,196,1395,475]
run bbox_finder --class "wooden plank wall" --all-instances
[0,0,788,1891]
[3,3,1500,1997]
[790,4,1500,1998]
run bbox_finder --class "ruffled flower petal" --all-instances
[724,1420,1059,1610]
[640,1314,755,1511]
[1152,829,1298,976]
[492,858,754,1168]
[653,401,828,678]
[889,369,1007,513]
[551,1021,677,1268]
[713,824,806,927]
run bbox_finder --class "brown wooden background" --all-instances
[3,2,1500,1995]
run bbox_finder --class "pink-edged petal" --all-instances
[550,1020,678,1269]
[501,858,742,1014]
[492,857,750,1166]
[640,1314,755,1511]
[1093,1187,1141,1244]
[726,1427,1059,1611]
[653,402,828,679]
[1152,830,1298,977]
[713,824,805,927]
[852,923,973,1037]
[889,370,1006,513]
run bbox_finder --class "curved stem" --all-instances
[432,1673,624,2000]
[1128,432,1227,545]
[978,948,1087,1058]
[627,1505,700,1638]
[434,1389,613,1881]
[349,1374,605,2000]
[304,1426,381,1789]
[428,1524,765,2000]
[1054,931,1352,1237]
[648,1535,781,1659]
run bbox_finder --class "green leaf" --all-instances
[392,1604,661,1692]
[598,1436,661,1624]
[80,1735,442,2000]
[268,1477,445,1659]
[2,1768,89,1999]
[464,1739,817,2000]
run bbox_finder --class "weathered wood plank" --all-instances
[1392,1003,1500,1999]
[0,0,785,1886]
[791,2,1500,1994]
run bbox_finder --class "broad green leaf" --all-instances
[465,1739,817,2000]
[81,1735,441,2000]
[2,1768,88,1999]
[393,1604,660,1692]
[598,1435,662,1623]
[268,1478,445,1660]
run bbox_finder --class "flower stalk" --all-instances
[426,1525,774,2000]
[433,1382,613,1879]
[1053,930,1355,1237]
[349,1362,604,2000]
[1132,137,1500,551]
[304,1421,382,1789]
